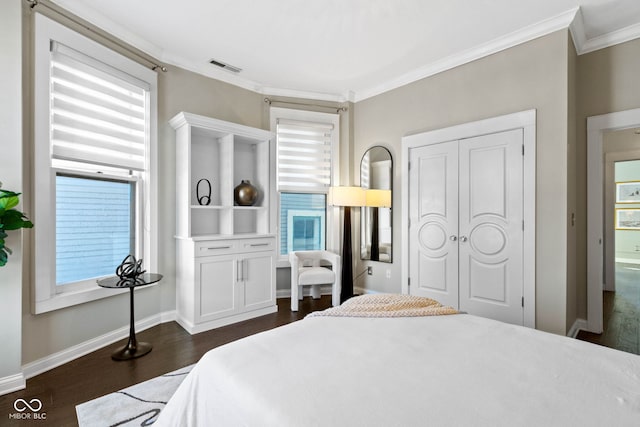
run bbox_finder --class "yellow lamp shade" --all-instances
[365,189,392,208]
[328,186,366,207]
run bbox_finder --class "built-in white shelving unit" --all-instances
[170,112,277,334]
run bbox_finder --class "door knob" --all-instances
[450,235,457,241]
[460,236,468,242]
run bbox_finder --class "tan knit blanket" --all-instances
[306,294,458,318]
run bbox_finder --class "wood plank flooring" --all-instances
[576,263,640,355]
[0,296,332,427]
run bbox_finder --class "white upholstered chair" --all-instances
[289,250,341,311]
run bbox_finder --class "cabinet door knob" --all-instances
[460,236,468,242]
[450,235,457,241]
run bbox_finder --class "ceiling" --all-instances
[51,0,640,102]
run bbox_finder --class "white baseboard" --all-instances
[21,310,177,382]
[0,373,26,396]
[568,318,588,338]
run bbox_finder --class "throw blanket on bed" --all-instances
[306,294,458,318]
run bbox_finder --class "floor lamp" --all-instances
[365,189,392,261]
[328,186,366,303]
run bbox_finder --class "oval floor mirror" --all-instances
[360,146,392,262]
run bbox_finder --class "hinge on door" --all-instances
[522,220,524,231]
[408,277,411,288]
[522,297,524,307]
[522,145,525,156]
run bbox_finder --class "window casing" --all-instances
[270,108,340,264]
[33,14,157,313]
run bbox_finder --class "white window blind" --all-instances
[50,41,149,171]
[276,119,334,192]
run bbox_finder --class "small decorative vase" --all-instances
[234,180,258,206]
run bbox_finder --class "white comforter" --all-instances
[156,314,640,426]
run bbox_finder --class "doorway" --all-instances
[587,107,640,334]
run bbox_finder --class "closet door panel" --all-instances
[408,141,458,308]
[458,129,523,325]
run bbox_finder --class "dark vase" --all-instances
[234,180,258,206]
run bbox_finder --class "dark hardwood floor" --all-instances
[0,296,332,427]
[577,263,640,355]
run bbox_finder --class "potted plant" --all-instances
[0,182,33,267]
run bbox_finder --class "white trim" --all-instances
[21,309,177,381]
[577,22,640,55]
[0,373,26,397]
[401,109,536,328]
[567,318,588,338]
[586,107,640,334]
[276,285,334,299]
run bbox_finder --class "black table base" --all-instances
[111,340,152,361]
[111,284,152,361]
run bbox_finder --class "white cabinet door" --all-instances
[196,254,238,322]
[408,141,459,308]
[458,129,523,325]
[242,252,275,311]
[408,129,524,325]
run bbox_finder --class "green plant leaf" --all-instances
[0,194,19,210]
[0,249,7,267]
[1,209,34,230]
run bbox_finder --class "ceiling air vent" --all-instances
[209,59,242,73]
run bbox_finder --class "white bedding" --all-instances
[156,314,640,426]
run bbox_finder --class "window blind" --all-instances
[50,41,149,171]
[276,119,334,192]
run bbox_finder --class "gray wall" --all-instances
[353,30,571,335]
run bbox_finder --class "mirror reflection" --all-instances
[360,146,392,262]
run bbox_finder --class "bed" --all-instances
[156,295,640,426]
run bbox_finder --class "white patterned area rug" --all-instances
[76,364,193,426]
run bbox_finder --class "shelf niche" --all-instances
[170,112,274,238]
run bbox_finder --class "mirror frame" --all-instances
[360,146,392,263]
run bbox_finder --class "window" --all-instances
[271,108,340,262]
[284,202,326,253]
[33,14,157,313]
[56,174,135,286]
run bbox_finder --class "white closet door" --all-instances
[408,141,459,308]
[458,129,523,324]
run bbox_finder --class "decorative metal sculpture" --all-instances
[116,254,146,280]
[196,178,212,206]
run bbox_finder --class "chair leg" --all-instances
[298,285,304,300]
[291,282,299,311]
[332,286,340,307]
[310,285,321,299]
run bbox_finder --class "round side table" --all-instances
[97,273,163,361]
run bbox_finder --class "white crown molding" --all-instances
[579,21,640,55]
[261,86,349,103]
[354,7,579,102]
[569,8,587,53]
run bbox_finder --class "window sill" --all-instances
[33,283,157,314]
